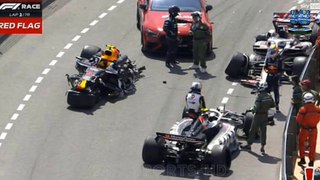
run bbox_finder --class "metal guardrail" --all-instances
[281,46,317,180]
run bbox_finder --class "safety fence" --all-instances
[281,46,318,180]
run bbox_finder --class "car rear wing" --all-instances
[156,132,205,144]
[273,12,318,25]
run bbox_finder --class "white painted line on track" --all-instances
[221,97,229,104]
[56,51,65,58]
[72,35,81,42]
[64,43,73,49]
[117,0,125,3]
[35,77,43,83]
[232,82,238,86]
[89,20,99,26]
[0,133,7,140]
[99,12,108,19]
[289,6,297,11]
[218,106,224,110]
[49,60,58,66]
[29,85,37,92]
[81,28,90,34]
[298,0,305,4]
[0,143,2,147]
[23,94,31,101]
[11,113,19,120]
[5,123,13,130]
[17,104,25,111]
[108,5,117,11]
[42,68,50,75]
[227,88,234,95]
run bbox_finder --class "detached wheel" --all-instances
[67,90,98,108]
[225,52,248,78]
[243,112,254,137]
[292,56,307,77]
[142,136,164,164]
[80,45,102,59]
[209,146,231,175]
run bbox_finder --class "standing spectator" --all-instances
[264,44,283,112]
[189,11,211,73]
[296,93,320,167]
[291,75,303,116]
[163,5,191,68]
[241,83,275,153]
[300,79,320,105]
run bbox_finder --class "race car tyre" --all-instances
[136,6,141,30]
[142,136,164,164]
[255,34,268,42]
[225,52,248,78]
[209,145,231,175]
[243,112,253,137]
[310,24,319,45]
[80,45,102,60]
[292,56,307,77]
[67,90,98,108]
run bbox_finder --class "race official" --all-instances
[189,11,211,73]
[300,79,320,105]
[241,83,275,153]
[264,44,283,111]
[290,75,303,116]
[296,93,320,167]
[184,81,206,118]
[163,5,191,68]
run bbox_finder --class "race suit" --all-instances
[185,91,206,117]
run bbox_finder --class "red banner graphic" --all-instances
[0,17,41,34]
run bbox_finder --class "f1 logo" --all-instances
[0,3,21,10]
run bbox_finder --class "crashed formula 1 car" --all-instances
[66,45,145,108]
[141,108,265,173]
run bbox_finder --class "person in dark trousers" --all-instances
[241,82,275,153]
[296,93,320,167]
[264,44,283,112]
[189,11,211,73]
[291,75,303,116]
[163,5,191,68]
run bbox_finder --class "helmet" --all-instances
[267,29,277,39]
[168,5,180,17]
[316,14,320,24]
[191,81,202,91]
[191,11,201,19]
[300,79,311,89]
[99,44,120,68]
[303,92,315,103]
[267,44,278,59]
[257,82,268,91]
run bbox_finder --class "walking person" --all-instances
[241,82,276,153]
[163,5,191,68]
[296,93,320,167]
[189,11,211,73]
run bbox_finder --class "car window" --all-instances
[151,0,201,12]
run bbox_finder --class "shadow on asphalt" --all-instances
[274,111,287,122]
[143,163,233,179]
[243,150,281,164]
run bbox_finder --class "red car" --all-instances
[137,0,213,53]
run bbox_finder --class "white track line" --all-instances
[90,20,99,26]
[5,123,13,130]
[108,5,117,11]
[221,97,229,104]
[35,77,43,83]
[17,104,25,111]
[29,85,37,92]
[99,12,107,19]
[11,113,19,120]
[64,43,73,49]
[227,88,234,95]
[56,51,65,58]
[117,0,125,3]
[49,60,58,66]
[0,133,7,140]
[72,35,81,42]
[81,28,90,34]
[42,68,50,75]
[232,82,238,86]
[23,94,31,101]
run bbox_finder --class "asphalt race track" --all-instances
[0,0,297,179]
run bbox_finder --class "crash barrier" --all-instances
[281,46,318,180]
[0,0,55,45]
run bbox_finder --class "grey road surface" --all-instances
[0,0,296,179]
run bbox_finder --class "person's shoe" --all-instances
[298,158,306,166]
[189,64,199,69]
[240,144,251,151]
[165,62,173,68]
[276,105,280,112]
[309,161,314,167]
[172,60,180,64]
[268,120,275,126]
[260,145,265,153]
[200,67,207,73]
